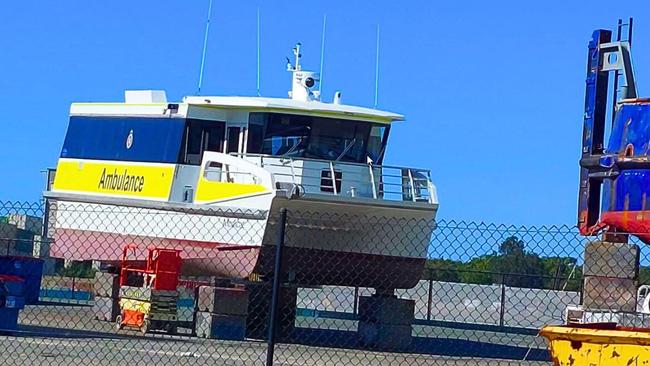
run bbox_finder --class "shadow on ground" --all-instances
[7,324,198,344]
[288,327,550,361]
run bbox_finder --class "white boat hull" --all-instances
[48,194,436,289]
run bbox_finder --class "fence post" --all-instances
[191,285,200,337]
[266,208,288,366]
[499,273,506,327]
[71,276,76,300]
[427,279,433,321]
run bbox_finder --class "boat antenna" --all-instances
[256,7,261,96]
[293,43,302,71]
[319,14,327,95]
[373,24,380,108]
[197,0,214,95]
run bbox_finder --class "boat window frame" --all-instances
[226,126,248,154]
[246,112,391,164]
[179,118,226,165]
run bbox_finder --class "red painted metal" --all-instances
[146,248,182,291]
[601,211,650,243]
[119,245,182,290]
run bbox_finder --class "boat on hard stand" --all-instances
[45,44,438,289]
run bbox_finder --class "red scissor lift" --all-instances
[116,244,182,334]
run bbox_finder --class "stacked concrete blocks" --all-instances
[357,294,415,349]
[92,272,120,322]
[196,286,249,340]
[582,241,639,312]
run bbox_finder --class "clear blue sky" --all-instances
[1,1,648,225]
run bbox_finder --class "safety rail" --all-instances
[231,153,437,204]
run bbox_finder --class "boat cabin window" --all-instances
[60,116,186,163]
[247,113,390,164]
[180,119,225,165]
[226,127,242,154]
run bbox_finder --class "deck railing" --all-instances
[233,153,437,204]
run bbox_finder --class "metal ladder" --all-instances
[611,17,635,124]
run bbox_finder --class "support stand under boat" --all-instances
[357,287,415,349]
[578,231,641,324]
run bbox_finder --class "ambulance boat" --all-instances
[45,46,438,289]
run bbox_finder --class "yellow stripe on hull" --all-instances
[52,159,175,200]
[195,179,268,203]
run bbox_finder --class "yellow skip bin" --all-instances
[541,325,650,365]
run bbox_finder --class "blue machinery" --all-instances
[576,18,650,242]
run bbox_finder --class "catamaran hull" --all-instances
[48,195,436,289]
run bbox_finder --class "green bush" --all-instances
[57,261,96,278]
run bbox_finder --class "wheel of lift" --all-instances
[141,319,150,335]
[115,315,123,331]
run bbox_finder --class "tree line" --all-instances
[424,235,650,291]
[423,236,583,291]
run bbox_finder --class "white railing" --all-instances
[233,153,437,204]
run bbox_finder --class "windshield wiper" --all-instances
[335,138,357,161]
[283,137,305,156]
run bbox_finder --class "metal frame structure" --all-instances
[577,19,637,237]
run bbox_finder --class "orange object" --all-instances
[121,309,145,328]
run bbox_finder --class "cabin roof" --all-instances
[69,95,404,124]
[183,96,404,123]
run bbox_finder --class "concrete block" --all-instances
[358,295,415,325]
[32,236,58,274]
[584,241,639,279]
[7,214,42,235]
[564,306,584,324]
[32,235,51,258]
[40,258,58,276]
[0,223,34,256]
[582,276,637,312]
[94,272,120,299]
[358,322,412,349]
[197,286,249,315]
[93,296,120,322]
[196,312,246,340]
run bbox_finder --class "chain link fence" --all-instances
[0,199,643,365]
